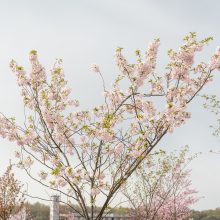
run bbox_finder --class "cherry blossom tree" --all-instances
[0,165,25,220]
[123,147,198,220]
[0,33,219,220]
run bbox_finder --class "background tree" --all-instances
[203,94,220,154]
[0,165,24,220]
[189,208,220,220]
[123,147,198,220]
[0,33,219,220]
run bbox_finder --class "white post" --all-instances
[50,195,60,220]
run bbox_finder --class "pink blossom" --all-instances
[90,64,100,73]
[38,171,48,180]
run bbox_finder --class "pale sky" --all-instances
[0,0,220,210]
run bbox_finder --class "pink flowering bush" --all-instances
[0,33,219,220]
[124,147,198,220]
[9,207,32,220]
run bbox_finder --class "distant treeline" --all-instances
[26,202,220,220]
[188,208,220,220]
[26,202,128,220]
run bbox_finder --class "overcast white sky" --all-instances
[0,0,220,210]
